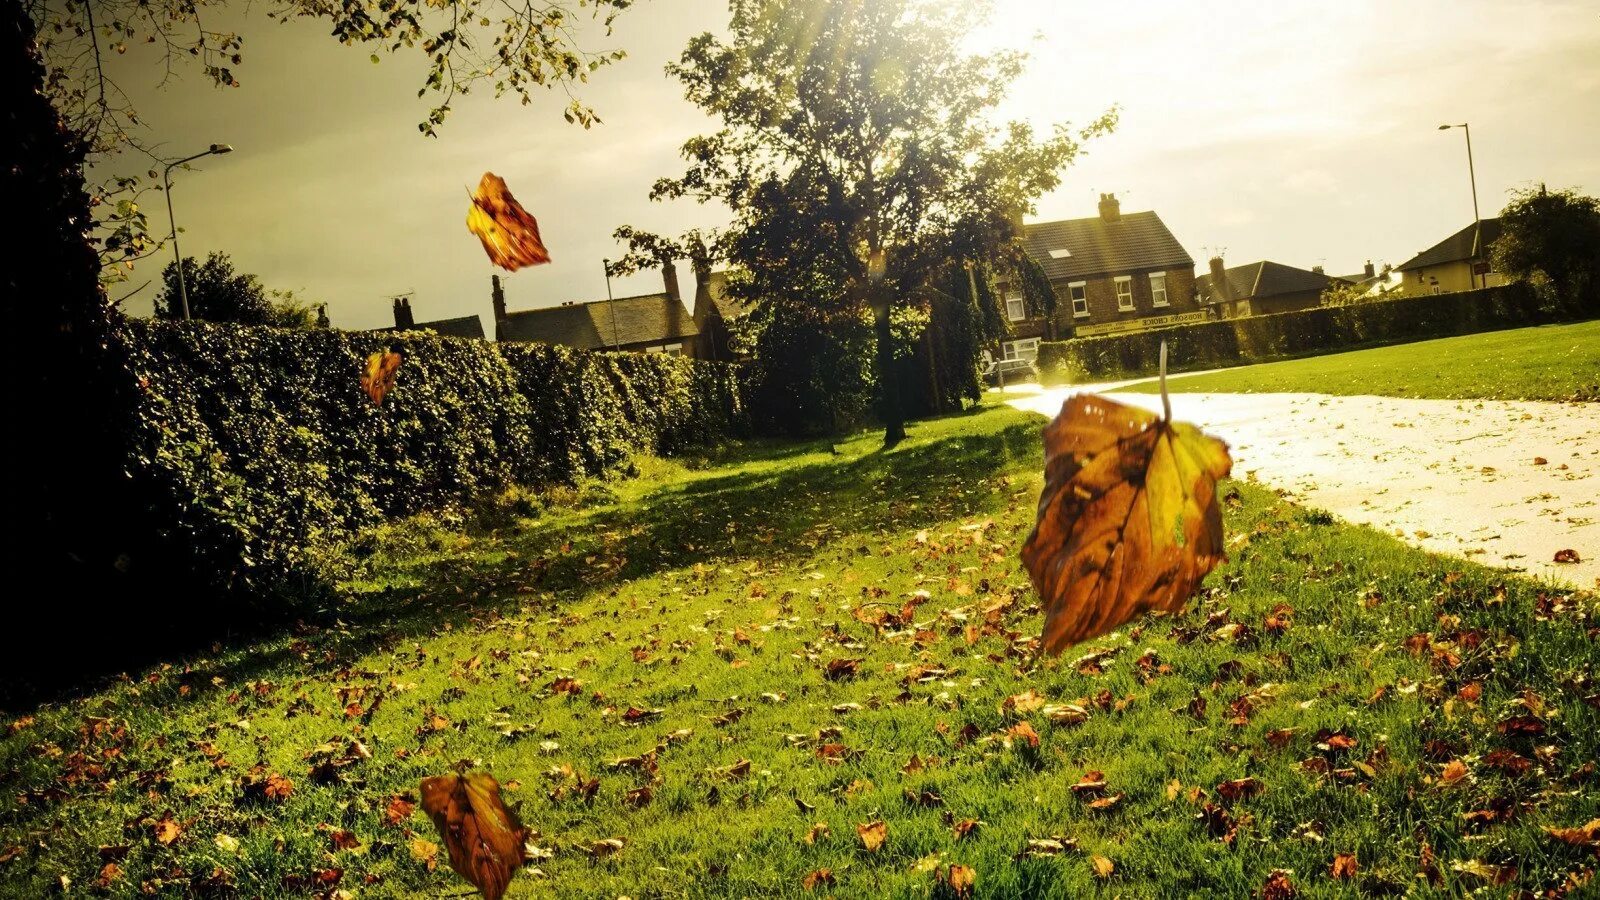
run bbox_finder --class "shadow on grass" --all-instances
[8,405,1043,710]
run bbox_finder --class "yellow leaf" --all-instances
[466,173,551,271]
[857,819,888,853]
[419,773,528,900]
[1090,855,1115,878]
[361,352,402,406]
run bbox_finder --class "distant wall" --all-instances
[1036,282,1580,383]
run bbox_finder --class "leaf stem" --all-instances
[1159,340,1171,422]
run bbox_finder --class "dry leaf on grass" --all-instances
[420,772,528,900]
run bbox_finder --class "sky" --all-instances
[96,0,1600,331]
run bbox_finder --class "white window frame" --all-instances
[1004,293,1026,322]
[1069,281,1089,318]
[1002,338,1040,362]
[1115,275,1134,311]
[1150,271,1170,307]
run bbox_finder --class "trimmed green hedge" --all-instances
[1038,282,1576,382]
[119,319,746,608]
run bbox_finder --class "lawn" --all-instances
[2,403,1596,898]
[1119,320,1600,402]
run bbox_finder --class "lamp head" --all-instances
[209,143,234,154]
[1437,124,1451,130]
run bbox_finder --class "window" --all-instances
[645,342,685,356]
[1115,276,1134,311]
[1005,293,1026,321]
[1002,338,1040,361]
[1069,281,1088,317]
[1150,271,1169,307]
[1047,248,1072,259]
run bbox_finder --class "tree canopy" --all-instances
[1492,184,1600,314]
[155,251,323,327]
[645,0,1113,442]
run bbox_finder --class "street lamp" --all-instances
[1437,123,1483,288]
[602,258,621,350]
[163,143,234,321]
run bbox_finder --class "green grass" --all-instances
[2,403,1596,898]
[1119,321,1600,401]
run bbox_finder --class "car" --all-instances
[982,357,1038,386]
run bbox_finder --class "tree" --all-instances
[155,252,273,324]
[648,0,1113,444]
[1492,184,1600,314]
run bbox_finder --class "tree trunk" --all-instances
[873,305,906,445]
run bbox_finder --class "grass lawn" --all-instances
[1119,320,1600,401]
[2,403,1596,898]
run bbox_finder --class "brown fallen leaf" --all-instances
[1330,852,1359,879]
[1542,818,1600,848]
[1215,776,1264,803]
[1553,548,1581,564]
[1021,380,1232,654]
[1261,869,1297,899]
[1090,855,1115,879]
[802,868,835,891]
[386,794,417,826]
[420,772,528,900]
[151,813,182,845]
[940,863,976,897]
[857,820,888,853]
[1439,759,1470,786]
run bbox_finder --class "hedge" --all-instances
[117,318,747,609]
[1037,282,1579,382]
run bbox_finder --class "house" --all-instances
[1197,258,1349,318]
[380,297,485,339]
[1007,193,1204,361]
[1396,218,1506,294]
[1335,260,1406,299]
[494,265,745,360]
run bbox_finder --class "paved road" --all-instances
[1007,387,1600,589]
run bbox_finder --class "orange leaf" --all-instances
[1022,392,1232,654]
[941,863,976,896]
[361,352,402,407]
[466,172,551,271]
[1090,855,1115,878]
[857,820,888,853]
[1330,852,1359,879]
[419,772,529,900]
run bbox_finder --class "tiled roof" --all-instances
[1396,218,1502,271]
[1021,211,1194,281]
[1197,260,1346,303]
[378,314,485,340]
[499,292,698,350]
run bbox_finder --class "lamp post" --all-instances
[1437,123,1482,288]
[602,258,621,350]
[162,142,234,321]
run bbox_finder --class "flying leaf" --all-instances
[361,352,402,406]
[1022,353,1232,654]
[419,772,529,900]
[466,172,551,271]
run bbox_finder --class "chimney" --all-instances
[1208,256,1233,303]
[1311,265,1324,275]
[662,261,682,307]
[392,296,414,329]
[315,304,330,329]
[1097,192,1121,222]
[1363,260,1375,278]
[491,274,507,321]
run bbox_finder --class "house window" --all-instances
[1150,272,1169,307]
[1002,338,1040,362]
[1115,276,1134,311]
[1005,293,1026,321]
[1048,248,1072,259]
[1069,281,1088,317]
[645,342,685,356]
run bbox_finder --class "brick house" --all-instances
[1005,193,1203,361]
[1197,257,1349,318]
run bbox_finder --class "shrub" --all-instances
[1038,282,1574,382]
[117,318,747,613]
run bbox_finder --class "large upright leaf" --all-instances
[360,351,402,406]
[1021,392,1232,654]
[420,772,529,900]
[466,172,551,271]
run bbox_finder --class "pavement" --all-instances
[1004,384,1600,590]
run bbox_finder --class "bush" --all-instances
[1037,282,1576,382]
[117,318,747,613]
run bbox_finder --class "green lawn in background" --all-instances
[2,403,1595,898]
[1119,320,1600,401]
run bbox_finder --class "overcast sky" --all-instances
[99,0,1600,331]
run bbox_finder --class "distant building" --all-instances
[1008,193,1205,360]
[379,297,485,339]
[1335,260,1406,299]
[494,266,745,360]
[1198,258,1349,318]
[1396,218,1505,294]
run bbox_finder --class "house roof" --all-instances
[1197,261,1346,303]
[1396,218,1502,271]
[1021,211,1194,281]
[499,292,699,349]
[378,314,486,340]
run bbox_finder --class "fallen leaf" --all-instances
[1261,869,1297,899]
[1330,852,1358,879]
[1553,548,1581,564]
[151,813,182,845]
[420,772,528,900]
[1090,855,1115,879]
[802,868,835,891]
[941,863,976,896]
[1021,390,1231,653]
[1542,818,1600,848]
[857,820,888,853]
[1215,776,1264,803]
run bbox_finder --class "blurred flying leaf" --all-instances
[466,172,551,271]
[361,352,403,406]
